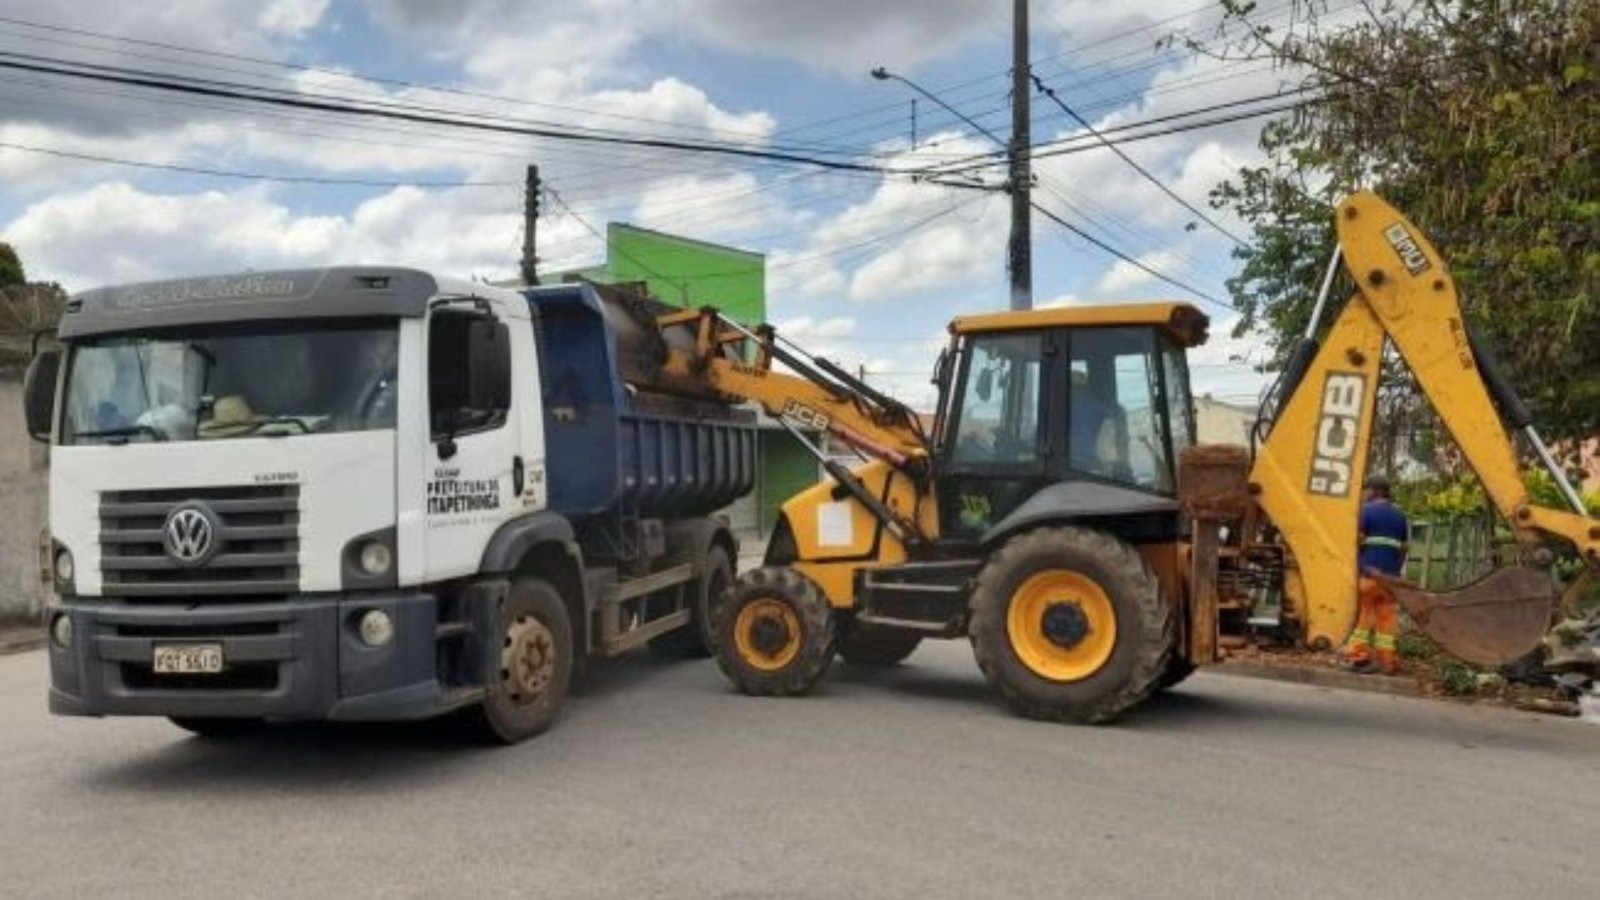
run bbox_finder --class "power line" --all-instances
[1030,199,1231,311]
[0,139,517,187]
[928,90,1318,176]
[0,53,930,177]
[1030,71,1246,245]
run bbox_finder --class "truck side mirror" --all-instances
[23,347,60,442]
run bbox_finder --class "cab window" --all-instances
[1067,328,1174,493]
[948,332,1043,468]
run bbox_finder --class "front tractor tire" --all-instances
[969,526,1173,724]
[713,567,836,696]
[467,576,574,744]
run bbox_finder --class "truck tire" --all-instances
[968,526,1173,724]
[468,577,573,744]
[168,717,263,739]
[838,622,922,666]
[649,545,734,659]
[713,566,835,695]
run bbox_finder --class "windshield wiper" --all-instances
[73,424,169,444]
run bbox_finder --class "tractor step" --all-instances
[859,559,981,634]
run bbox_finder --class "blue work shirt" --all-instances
[1358,499,1409,576]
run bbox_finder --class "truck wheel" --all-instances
[168,717,263,739]
[838,622,922,666]
[713,566,835,695]
[469,577,573,744]
[969,526,1173,724]
[649,545,733,659]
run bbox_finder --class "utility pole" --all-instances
[1008,0,1032,310]
[520,164,540,287]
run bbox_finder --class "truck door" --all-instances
[422,302,521,580]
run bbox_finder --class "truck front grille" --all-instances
[99,485,300,598]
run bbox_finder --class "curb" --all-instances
[1213,659,1423,698]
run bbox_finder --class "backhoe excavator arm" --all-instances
[1251,191,1600,655]
[651,307,934,545]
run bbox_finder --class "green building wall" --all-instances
[603,224,766,326]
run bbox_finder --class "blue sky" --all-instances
[0,0,1296,406]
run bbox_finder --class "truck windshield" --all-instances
[61,320,399,445]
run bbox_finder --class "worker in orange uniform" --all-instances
[1340,476,1409,674]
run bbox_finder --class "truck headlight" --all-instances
[358,609,394,647]
[358,540,393,576]
[53,548,74,584]
[51,613,73,648]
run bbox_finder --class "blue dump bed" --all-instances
[523,283,757,521]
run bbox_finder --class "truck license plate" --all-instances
[152,644,224,674]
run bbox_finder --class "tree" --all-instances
[1207,0,1600,444]
[0,242,65,366]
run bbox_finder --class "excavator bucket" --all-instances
[1387,567,1555,668]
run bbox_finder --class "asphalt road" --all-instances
[3,643,1598,900]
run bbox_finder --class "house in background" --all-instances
[1194,393,1258,446]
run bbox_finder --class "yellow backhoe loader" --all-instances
[648,191,1598,722]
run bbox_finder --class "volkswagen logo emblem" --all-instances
[162,504,219,566]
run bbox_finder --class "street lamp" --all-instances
[869,67,1005,148]
[870,63,1033,311]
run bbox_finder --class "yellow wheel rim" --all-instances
[1006,569,1117,682]
[733,598,802,672]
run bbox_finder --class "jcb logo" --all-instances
[1307,373,1366,497]
[1383,222,1431,276]
[781,399,830,432]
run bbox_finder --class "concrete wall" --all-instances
[0,372,47,624]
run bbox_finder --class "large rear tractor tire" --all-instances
[969,526,1173,724]
[467,577,573,744]
[837,622,923,667]
[649,545,735,659]
[713,567,835,696]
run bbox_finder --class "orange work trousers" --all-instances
[1340,576,1400,673]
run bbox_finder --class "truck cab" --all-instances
[26,268,751,742]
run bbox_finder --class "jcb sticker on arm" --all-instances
[1307,372,1367,497]
[780,399,830,432]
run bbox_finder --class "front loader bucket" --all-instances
[1388,567,1555,668]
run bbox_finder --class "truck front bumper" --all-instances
[47,591,487,721]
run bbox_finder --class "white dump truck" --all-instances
[22,269,755,742]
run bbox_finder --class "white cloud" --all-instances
[677,0,995,74]
[774,315,856,341]
[1,181,600,290]
[258,0,331,36]
[1094,249,1181,293]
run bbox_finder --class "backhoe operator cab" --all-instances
[933,304,1206,545]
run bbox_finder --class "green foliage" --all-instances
[1438,660,1480,696]
[0,242,67,365]
[1396,631,1438,661]
[1396,471,1600,519]
[0,242,22,288]
[1208,0,1600,443]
